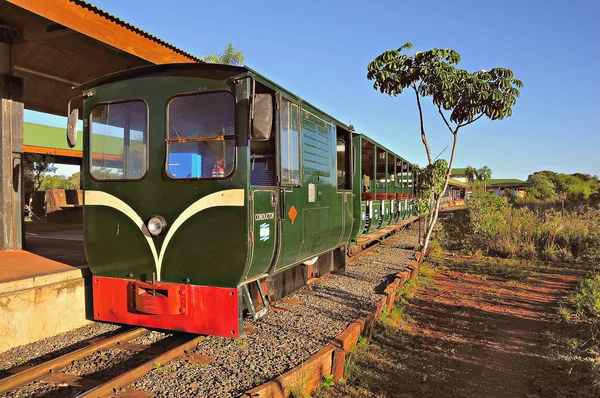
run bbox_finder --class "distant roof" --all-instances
[448,178,469,188]
[487,179,528,188]
[450,167,467,176]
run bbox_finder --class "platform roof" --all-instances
[2,0,200,117]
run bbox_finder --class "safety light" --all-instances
[147,216,167,237]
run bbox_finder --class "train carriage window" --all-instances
[166,92,235,179]
[90,100,147,180]
[375,148,386,188]
[280,98,300,185]
[387,154,395,189]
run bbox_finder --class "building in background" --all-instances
[450,167,528,198]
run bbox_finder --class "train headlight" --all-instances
[147,216,167,237]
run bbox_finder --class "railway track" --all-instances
[0,328,208,398]
[1,219,422,398]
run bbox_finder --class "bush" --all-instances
[444,191,600,263]
[570,276,600,318]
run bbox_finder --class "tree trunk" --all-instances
[421,132,459,254]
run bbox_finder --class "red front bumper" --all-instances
[93,276,241,338]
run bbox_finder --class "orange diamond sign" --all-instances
[288,205,298,224]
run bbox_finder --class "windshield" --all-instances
[166,92,235,179]
[90,100,148,180]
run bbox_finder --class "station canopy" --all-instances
[1,0,201,117]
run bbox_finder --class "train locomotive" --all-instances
[67,63,417,338]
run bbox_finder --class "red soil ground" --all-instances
[330,258,590,398]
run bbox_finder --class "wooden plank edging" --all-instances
[243,248,421,397]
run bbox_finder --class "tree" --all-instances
[526,173,556,200]
[478,166,492,190]
[367,42,522,253]
[203,43,244,66]
[23,154,57,192]
[464,165,478,187]
[39,174,79,191]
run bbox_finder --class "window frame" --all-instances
[278,95,302,187]
[165,90,237,181]
[88,98,150,182]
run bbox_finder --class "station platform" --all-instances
[0,250,90,353]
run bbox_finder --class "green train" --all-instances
[66,63,417,338]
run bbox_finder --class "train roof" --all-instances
[75,63,414,165]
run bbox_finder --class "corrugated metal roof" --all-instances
[70,0,202,63]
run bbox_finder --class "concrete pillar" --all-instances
[0,27,24,251]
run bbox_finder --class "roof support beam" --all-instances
[13,65,80,86]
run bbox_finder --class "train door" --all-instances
[247,189,278,279]
[274,96,303,270]
[336,127,353,245]
[245,91,279,281]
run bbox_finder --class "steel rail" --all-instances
[0,328,148,394]
[77,335,206,398]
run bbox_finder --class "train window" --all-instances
[280,98,300,185]
[336,139,346,188]
[375,149,386,188]
[90,100,147,180]
[395,159,403,188]
[166,92,235,179]
[387,154,395,189]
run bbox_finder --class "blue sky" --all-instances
[28,0,600,179]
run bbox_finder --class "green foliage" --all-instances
[414,159,448,214]
[502,188,518,205]
[464,165,478,187]
[367,43,522,251]
[457,192,600,262]
[367,43,523,125]
[526,170,599,203]
[357,336,368,348]
[39,173,79,191]
[377,303,408,335]
[570,276,600,318]
[467,190,511,237]
[527,173,557,200]
[23,154,57,192]
[427,239,444,261]
[477,166,492,188]
[203,43,244,65]
[321,374,335,390]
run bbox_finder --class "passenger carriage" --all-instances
[66,63,416,337]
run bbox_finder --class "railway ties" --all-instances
[0,328,210,398]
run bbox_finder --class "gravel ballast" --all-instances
[131,224,419,397]
[1,223,419,397]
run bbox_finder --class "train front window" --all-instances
[167,92,235,179]
[90,100,147,180]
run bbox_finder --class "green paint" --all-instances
[78,64,417,290]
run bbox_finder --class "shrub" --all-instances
[570,276,600,318]
[444,193,600,263]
